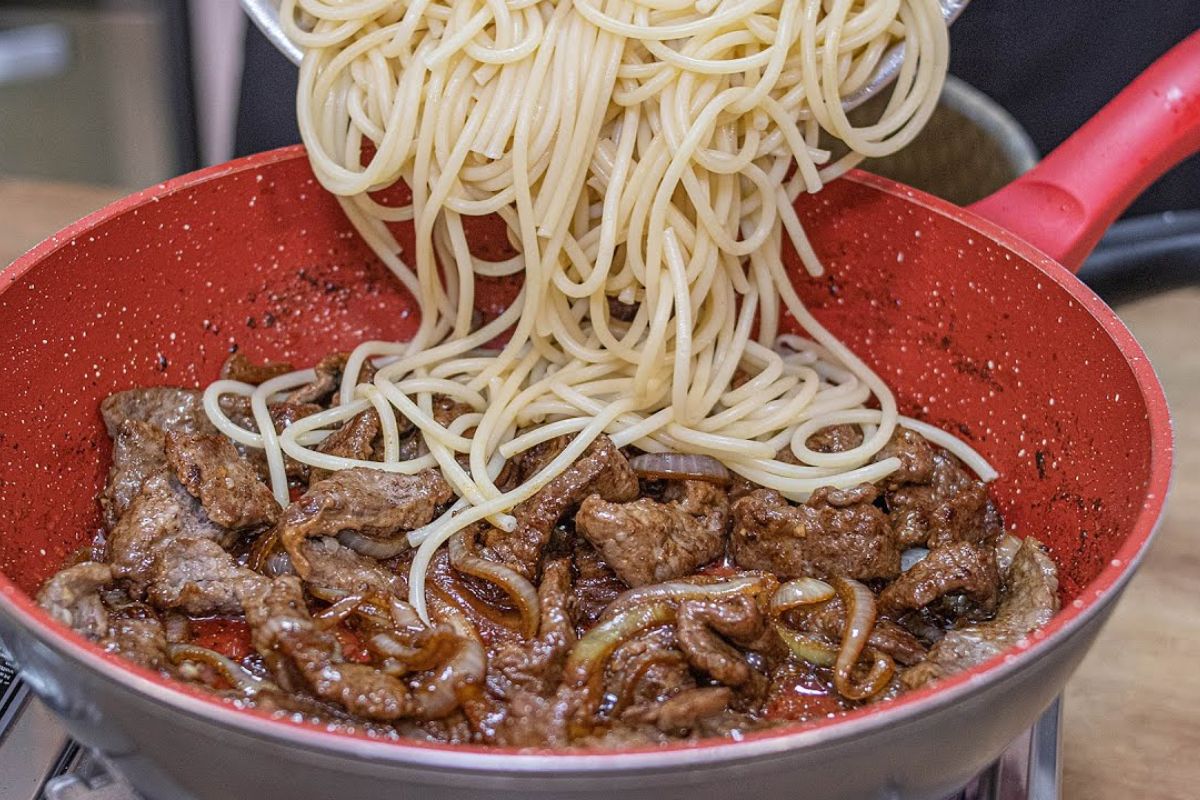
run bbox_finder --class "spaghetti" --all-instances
[204,0,987,621]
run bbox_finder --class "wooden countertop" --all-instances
[2,178,1198,798]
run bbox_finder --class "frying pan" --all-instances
[0,30,1195,800]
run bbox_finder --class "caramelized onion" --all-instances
[773,623,837,667]
[831,577,889,701]
[566,602,676,688]
[448,530,540,638]
[628,452,731,485]
[338,530,409,560]
[770,578,835,614]
[167,643,274,696]
[600,575,767,622]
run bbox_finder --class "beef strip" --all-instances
[432,395,475,429]
[220,353,295,385]
[287,352,377,407]
[165,431,280,529]
[101,420,167,529]
[309,410,380,484]
[490,559,575,694]
[676,596,768,690]
[239,576,475,721]
[36,562,113,639]
[219,397,323,436]
[102,611,168,669]
[785,597,927,666]
[731,485,900,581]
[148,535,267,616]
[607,626,694,708]
[871,428,935,489]
[878,541,1000,620]
[571,538,628,628]
[882,442,1002,550]
[628,686,734,735]
[100,388,217,439]
[903,539,1058,688]
[106,472,264,615]
[805,424,864,454]
[277,468,452,572]
[300,536,405,599]
[575,479,728,587]
[481,435,639,579]
[107,473,227,589]
[218,396,323,481]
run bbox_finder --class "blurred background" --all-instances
[0,0,1196,212]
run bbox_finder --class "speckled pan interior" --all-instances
[0,147,1170,736]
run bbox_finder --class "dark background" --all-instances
[235,1,1200,215]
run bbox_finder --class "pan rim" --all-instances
[0,146,1174,772]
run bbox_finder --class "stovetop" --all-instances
[0,645,1062,800]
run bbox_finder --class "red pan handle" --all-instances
[969,30,1200,272]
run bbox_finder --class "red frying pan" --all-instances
[0,31,1195,800]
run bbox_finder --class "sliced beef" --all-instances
[301,536,405,599]
[903,539,1059,689]
[490,686,577,748]
[165,431,280,529]
[240,576,479,721]
[619,685,734,736]
[106,472,262,615]
[220,353,294,385]
[786,597,927,666]
[878,541,1000,620]
[575,479,727,587]
[219,397,323,435]
[872,428,935,489]
[277,468,452,572]
[219,397,323,481]
[101,388,216,439]
[432,395,475,429]
[309,410,380,484]
[883,445,1001,550]
[147,535,266,616]
[102,612,168,669]
[286,352,372,407]
[731,485,900,581]
[571,538,628,628]
[607,625,694,708]
[676,596,768,690]
[806,424,864,454]
[36,562,113,638]
[107,473,228,592]
[490,558,575,694]
[482,435,639,579]
[101,420,167,528]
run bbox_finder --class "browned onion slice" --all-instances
[167,643,274,695]
[770,578,836,614]
[628,452,731,485]
[773,623,837,667]
[338,530,409,560]
[831,577,890,701]
[599,575,768,623]
[448,530,540,638]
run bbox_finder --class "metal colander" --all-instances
[827,76,1039,206]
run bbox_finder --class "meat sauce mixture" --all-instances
[38,353,1059,748]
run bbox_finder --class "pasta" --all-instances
[204,0,982,620]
